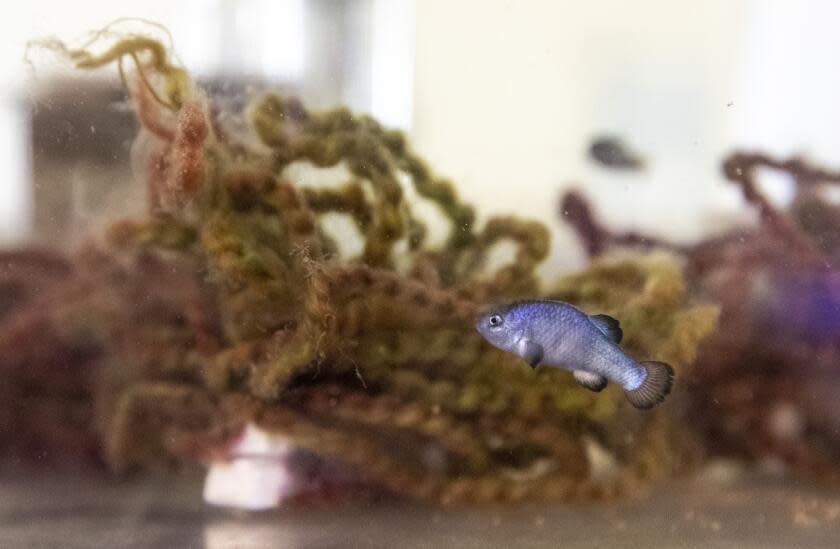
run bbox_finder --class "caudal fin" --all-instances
[625,361,674,409]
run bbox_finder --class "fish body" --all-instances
[475,300,673,409]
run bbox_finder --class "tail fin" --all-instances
[625,361,674,409]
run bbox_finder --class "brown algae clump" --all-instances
[16,29,718,503]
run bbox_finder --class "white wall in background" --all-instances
[730,0,840,164]
[411,0,749,275]
[5,0,840,255]
[369,0,414,129]
[0,102,30,243]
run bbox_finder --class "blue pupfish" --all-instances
[475,300,673,409]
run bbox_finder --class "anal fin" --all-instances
[573,370,608,392]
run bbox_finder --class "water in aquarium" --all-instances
[3,1,840,547]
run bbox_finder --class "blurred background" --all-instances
[5,0,840,275]
[5,2,840,547]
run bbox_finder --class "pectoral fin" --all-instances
[518,339,544,368]
[573,370,608,392]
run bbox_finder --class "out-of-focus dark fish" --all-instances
[588,136,646,171]
[476,300,673,409]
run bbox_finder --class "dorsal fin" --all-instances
[589,314,623,343]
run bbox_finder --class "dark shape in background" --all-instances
[588,135,646,171]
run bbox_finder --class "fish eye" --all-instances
[488,314,503,327]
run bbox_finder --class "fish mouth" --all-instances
[473,307,495,332]
[473,317,484,334]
